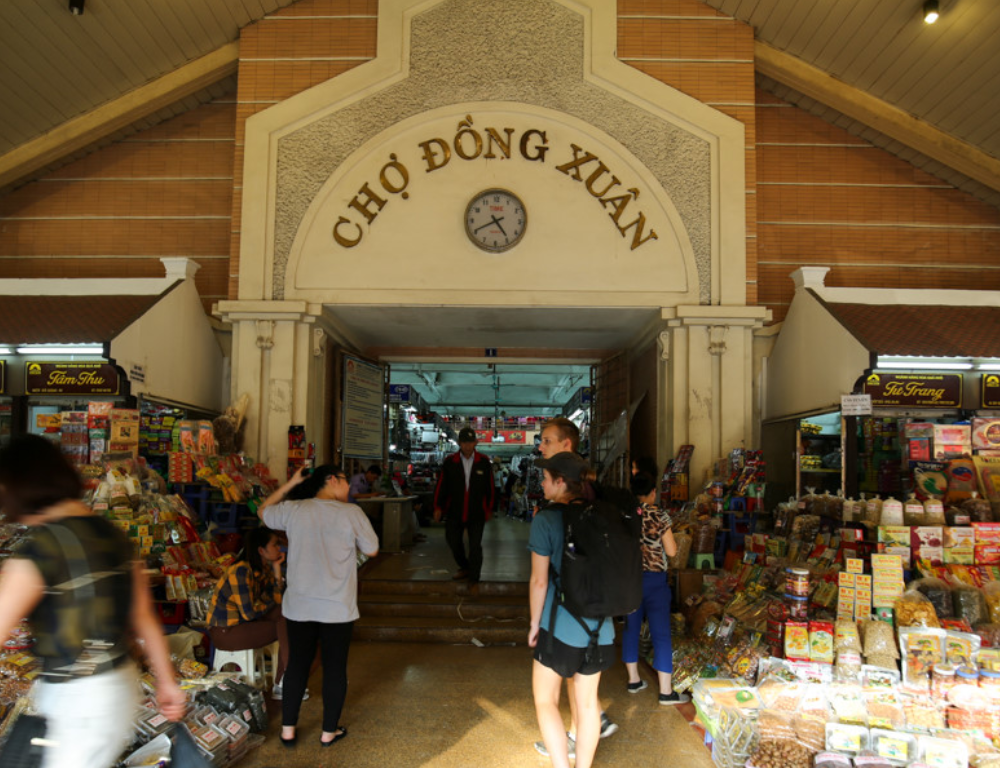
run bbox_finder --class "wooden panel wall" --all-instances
[0,100,235,314]
[230,0,378,299]
[755,89,1000,323]
[2,0,997,326]
[618,0,759,305]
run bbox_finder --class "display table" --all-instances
[356,496,418,553]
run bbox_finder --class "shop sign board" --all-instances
[983,374,1000,409]
[0,360,4,394]
[841,394,872,416]
[342,355,384,460]
[388,384,411,403]
[474,429,527,444]
[25,362,121,395]
[863,372,962,409]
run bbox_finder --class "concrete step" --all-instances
[359,592,529,620]
[356,577,530,645]
[359,578,528,598]
[354,615,527,645]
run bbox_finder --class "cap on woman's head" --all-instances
[534,451,589,481]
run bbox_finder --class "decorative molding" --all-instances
[708,325,728,357]
[312,328,326,357]
[256,320,275,350]
[658,330,671,362]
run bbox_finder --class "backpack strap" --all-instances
[546,561,606,663]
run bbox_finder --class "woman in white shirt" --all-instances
[258,465,379,748]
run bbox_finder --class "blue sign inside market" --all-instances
[389,384,411,403]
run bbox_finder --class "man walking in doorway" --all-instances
[433,427,495,584]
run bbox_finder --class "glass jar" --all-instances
[956,665,981,686]
[979,668,1000,689]
[786,595,809,620]
[932,664,956,700]
[785,568,811,598]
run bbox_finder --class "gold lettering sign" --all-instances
[331,116,658,252]
[25,362,121,395]
[864,373,962,409]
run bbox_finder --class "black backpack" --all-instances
[548,496,643,657]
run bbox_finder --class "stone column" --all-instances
[215,301,320,477]
[661,306,770,486]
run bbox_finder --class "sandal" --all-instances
[320,726,348,747]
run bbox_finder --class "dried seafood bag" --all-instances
[910,577,954,619]
[835,620,863,653]
[952,581,989,627]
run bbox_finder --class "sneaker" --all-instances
[271,685,310,701]
[658,691,690,706]
[533,734,575,759]
[600,713,618,738]
[627,680,648,694]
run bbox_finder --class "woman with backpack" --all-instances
[528,451,614,768]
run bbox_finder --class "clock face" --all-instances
[465,189,526,253]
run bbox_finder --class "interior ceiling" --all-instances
[2,1,999,203]
[327,305,660,353]
[326,305,646,420]
[390,362,591,422]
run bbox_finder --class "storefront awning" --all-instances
[820,302,1000,359]
[765,268,1000,421]
[0,293,167,345]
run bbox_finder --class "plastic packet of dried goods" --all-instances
[870,728,917,766]
[899,627,946,688]
[864,689,905,729]
[947,458,979,505]
[863,620,900,659]
[835,651,863,684]
[911,578,955,619]
[900,692,946,732]
[758,679,803,711]
[828,684,868,726]
[862,665,901,689]
[835,620,862,653]
[864,653,900,671]
[825,722,870,755]
[952,583,989,627]
[960,491,991,522]
[814,752,853,768]
[985,581,1000,624]
[895,590,943,628]
[974,623,1000,649]
[943,630,981,666]
[793,711,826,752]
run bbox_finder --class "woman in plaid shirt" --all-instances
[207,526,288,688]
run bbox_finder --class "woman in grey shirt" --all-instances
[258,465,379,748]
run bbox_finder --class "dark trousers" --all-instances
[282,618,354,732]
[446,514,485,581]
[208,603,288,684]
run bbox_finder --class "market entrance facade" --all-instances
[216,0,768,482]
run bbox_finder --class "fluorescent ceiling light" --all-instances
[16,345,105,355]
[877,362,973,371]
[0,347,10,355]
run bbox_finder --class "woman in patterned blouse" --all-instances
[207,526,289,689]
[620,472,689,705]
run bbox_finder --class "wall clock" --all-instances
[465,189,526,253]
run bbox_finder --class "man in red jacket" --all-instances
[433,427,495,583]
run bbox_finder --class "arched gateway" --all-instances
[217,0,768,481]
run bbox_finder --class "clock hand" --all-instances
[473,215,506,235]
[490,216,507,236]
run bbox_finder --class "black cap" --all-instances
[534,451,589,481]
[458,427,477,443]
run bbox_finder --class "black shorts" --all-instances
[533,628,615,678]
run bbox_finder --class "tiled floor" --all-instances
[236,516,715,767]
